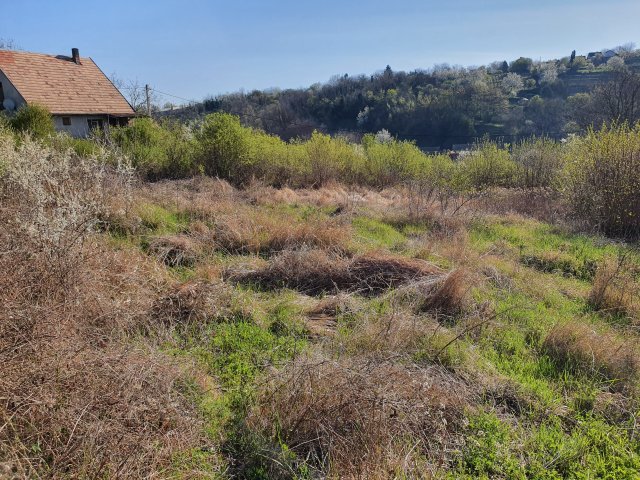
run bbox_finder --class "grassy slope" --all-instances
[111,184,639,479]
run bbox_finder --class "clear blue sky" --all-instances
[2,0,639,104]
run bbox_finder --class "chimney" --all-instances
[71,48,81,65]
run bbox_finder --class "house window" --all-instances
[62,116,71,126]
[0,82,4,110]
[87,118,104,131]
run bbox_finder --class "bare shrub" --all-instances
[232,248,442,295]
[248,352,471,478]
[543,321,640,391]
[0,135,206,477]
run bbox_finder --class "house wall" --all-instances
[52,115,108,138]
[0,70,26,110]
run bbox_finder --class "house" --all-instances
[0,48,135,137]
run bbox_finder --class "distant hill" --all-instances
[158,47,640,149]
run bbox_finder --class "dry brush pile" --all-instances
[0,136,209,478]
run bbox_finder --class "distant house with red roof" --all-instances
[0,48,135,137]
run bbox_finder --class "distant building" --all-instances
[603,50,617,59]
[0,48,135,137]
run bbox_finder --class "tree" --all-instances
[590,70,640,125]
[607,56,626,72]
[570,50,576,64]
[510,57,533,74]
[502,73,524,96]
[0,38,19,50]
[540,62,558,85]
[109,74,158,112]
[501,61,509,73]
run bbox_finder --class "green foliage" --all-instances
[111,117,198,179]
[512,137,563,188]
[510,56,534,74]
[458,140,517,190]
[9,103,55,139]
[196,112,253,183]
[560,123,640,236]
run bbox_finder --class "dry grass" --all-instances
[589,256,640,320]
[416,269,471,316]
[211,211,351,255]
[543,321,640,391]
[152,280,232,325]
[0,137,209,478]
[232,248,442,295]
[248,351,471,479]
[147,234,201,267]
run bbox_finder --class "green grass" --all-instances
[352,216,407,250]
[145,199,639,478]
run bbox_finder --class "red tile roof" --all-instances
[0,50,135,116]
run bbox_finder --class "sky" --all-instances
[2,0,639,104]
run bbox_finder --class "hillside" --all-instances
[158,48,640,149]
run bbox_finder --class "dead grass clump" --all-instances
[416,269,470,316]
[147,234,200,267]
[233,248,442,295]
[1,343,203,478]
[543,321,640,391]
[212,211,350,255]
[248,352,470,478]
[304,294,362,337]
[589,256,640,320]
[348,251,441,294]
[233,248,351,294]
[153,280,231,325]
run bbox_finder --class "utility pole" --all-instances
[145,84,151,116]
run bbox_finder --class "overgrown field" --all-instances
[1,123,640,478]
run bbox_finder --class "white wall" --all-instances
[0,70,26,110]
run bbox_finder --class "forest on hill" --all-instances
[161,44,640,149]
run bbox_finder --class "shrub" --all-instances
[0,132,204,477]
[560,123,640,236]
[196,112,253,183]
[9,103,55,139]
[111,117,198,179]
[362,133,431,186]
[512,137,563,188]
[458,140,517,190]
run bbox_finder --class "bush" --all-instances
[111,117,198,179]
[9,103,55,139]
[196,112,253,183]
[560,123,640,236]
[458,140,517,190]
[512,137,563,188]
